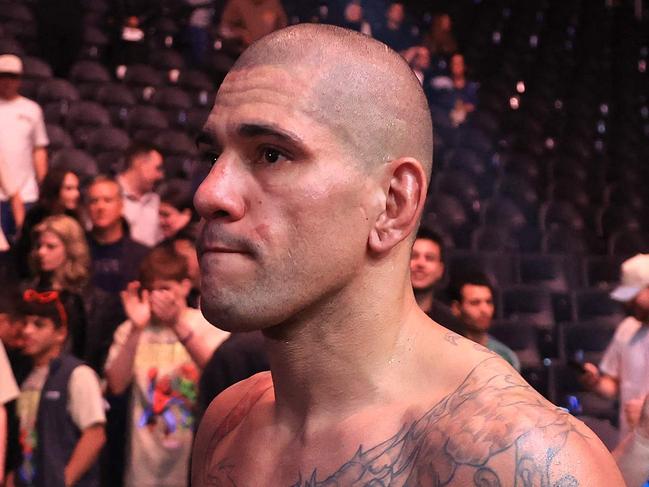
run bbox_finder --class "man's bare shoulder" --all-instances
[193,351,623,486]
[192,372,274,482]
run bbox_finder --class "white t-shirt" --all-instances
[118,175,163,247]
[600,316,649,439]
[0,341,19,404]
[0,96,49,203]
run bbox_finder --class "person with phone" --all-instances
[580,254,649,441]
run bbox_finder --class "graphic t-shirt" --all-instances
[106,309,221,487]
[15,363,105,486]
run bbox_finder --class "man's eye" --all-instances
[200,150,220,166]
[261,147,286,164]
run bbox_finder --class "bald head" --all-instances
[221,24,433,177]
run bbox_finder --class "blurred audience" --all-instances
[104,246,228,487]
[423,12,458,57]
[410,227,464,335]
[158,178,197,241]
[339,2,372,35]
[86,176,150,295]
[613,393,649,486]
[581,254,649,441]
[7,289,106,487]
[372,2,418,53]
[13,168,82,279]
[219,0,288,53]
[449,271,521,371]
[0,341,19,487]
[117,142,165,247]
[0,55,49,242]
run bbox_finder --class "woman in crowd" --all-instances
[158,178,197,240]
[13,168,81,278]
[26,214,122,370]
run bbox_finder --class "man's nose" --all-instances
[194,156,246,222]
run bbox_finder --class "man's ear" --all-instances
[368,157,427,254]
[180,278,192,298]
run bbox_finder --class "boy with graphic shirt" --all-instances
[9,289,105,487]
[104,246,228,487]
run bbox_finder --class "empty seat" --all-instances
[435,169,481,220]
[447,250,518,289]
[539,200,585,232]
[481,196,527,233]
[573,288,625,325]
[45,124,73,153]
[86,126,130,155]
[489,321,541,368]
[152,130,198,178]
[501,286,554,328]
[542,227,595,255]
[51,148,98,182]
[583,256,625,288]
[95,83,137,125]
[597,205,642,238]
[123,64,165,100]
[64,101,111,147]
[0,37,25,55]
[20,56,52,98]
[608,230,649,257]
[471,225,519,252]
[125,106,169,136]
[37,78,80,105]
[150,49,186,71]
[495,175,540,222]
[519,254,581,292]
[422,194,467,236]
[558,321,616,364]
[151,87,193,126]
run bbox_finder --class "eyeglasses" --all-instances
[23,289,68,329]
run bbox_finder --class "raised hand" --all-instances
[120,281,151,330]
[150,289,182,325]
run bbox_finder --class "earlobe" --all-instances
[368,158,427,254]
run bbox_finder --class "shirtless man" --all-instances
[191,24,623,486]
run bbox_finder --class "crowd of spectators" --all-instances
[1,0,649,485]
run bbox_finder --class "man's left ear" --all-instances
[368,157,427,254]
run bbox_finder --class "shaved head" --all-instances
[219,23,433,177]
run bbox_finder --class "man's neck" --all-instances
[413,288,434,313]
[92,222,124,244]
[464,328,488,347]
[262,277,434,433]
[119,171,145,199]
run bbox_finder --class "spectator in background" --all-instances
[449,271,521,372]
[0,341,19,487]
[104,246,228,487]
[117,141,165,247]
[403,45,432,85]
[158,178,197,241]
[28,214,124,374]
[448,52,478,127]
[7,289,106,487]
[423,12,458,58]
[613,392,649,486]
[0,55,49,242]
[219,0,287,53]
[339,2,372,35]
[0,290,30,383]
[581,253,649,442]
[86,176,150,295]
[372,2,418,53]
[410,227,464,335]
[184,0,215,67]
[13,168,82,279]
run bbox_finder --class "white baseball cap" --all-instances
[610,254,649,302]
[0,54,23,75]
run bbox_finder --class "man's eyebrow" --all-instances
[237,123,304,147]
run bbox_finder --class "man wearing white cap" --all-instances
[0,54,49,241]
[582,253,649,442]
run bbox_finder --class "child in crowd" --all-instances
[104,245,228,487]
[8,289,106,487]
